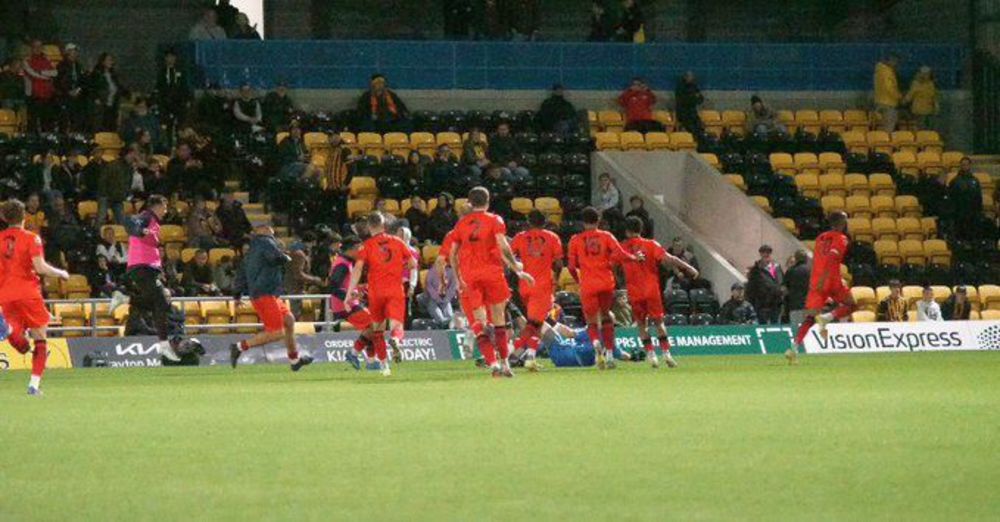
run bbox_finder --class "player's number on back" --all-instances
[469,220,482,242]
[3,237,15,259]
[585,237,602,256]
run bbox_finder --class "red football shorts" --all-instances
[520,282,554,323]
[369,292,406,324]
[334,307,373,330]
[630,294,665,323]
[0,296,50,331]
[459,294,477,321]
[580,289,615,319]
[463,273,511,310]
[805,279,852,310]
[252,296,290,333]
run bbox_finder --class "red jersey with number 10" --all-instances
[621,237,667,299]
[568,229,629,294]
[451,211,506,280]
[810,230,849,288]
[511,228,563,289]
[358,232,415,298]
[0,227,44,302]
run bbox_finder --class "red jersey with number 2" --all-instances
[568,229,629,294]
[358,233,415,298]
[810,230,849,291]
[0,227,44,302]
[452,211,506,281]
[511,229,563,290]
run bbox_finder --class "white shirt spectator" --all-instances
[97,241,128,266]
[189,21,227,40]
[916,299,942,321]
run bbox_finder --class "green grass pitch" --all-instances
[2,352,999,521]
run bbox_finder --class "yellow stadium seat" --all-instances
[670,132,697,151]
[594,131,621,151]
[598,110,624,132]
[383,132,409,154]
[895,217,923,240]
[777,110,796,133]
[700,110,724,136]
[898,239,926,266]
[275,131,289,145]
[511,197,534,215]
[868,173,896,197]
[867,130,892,154]
[917,151,944,177]
[914,130,943,154]
[794,152,820,176]
[776,218,797,236]
[843,110,870,133]
[201,301,233,320]
[818,152,846,175]
[769,152,796,176]
[872,217,898,242]
[347,199,374,218]
[847,217,873,243]
[180,248,199,264]
[845,195,872,219]
[558,267,576,289]
[724,174,746,192]
[436,132,462,149]
[841,131,868,155]
[653,110,674,130]
[208,248,236,266]
[969,310,981,320]
[349,176,378,198]
[851,310,877,323]
[874,239,901,266]
[421,244,441,266]
[101,225,128,243]
[795,110,821,135]
[588,110,598,132]
[752,196,772,214]
[61,274,91,297]
[844,173,870,197]
[357,132,384,155]
[381,198,401,217]
[722,110,746,134]
[929,285,952,304]
[699,153,720,169]
[899,285,923,307]
[77,200,99,220]
[981,309,1000,320]
[160,224,186,245]
[851,286,877,312]
[980,285,1000,310]
[535,197,563,224]
[619,131,646,151]
[643,132,670,150]
[891,131,917,154]
[303,132,329,150]
[818,173,846,197]
[820,195,845,215]
[923,239,951,267]
[893,151,919,178]
[974,172,996,192]
[820,110,845,133]
[409,132,436,152]
[797,173,821,198]
[958,286,980,310]
[870,195,897,218]
[94,132,124,151]
[894,195,922,218]
[941,151,965,171]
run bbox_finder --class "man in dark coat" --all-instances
[537,83,578,135]
[746,244,784,324]
[675,71,704,136]
[718,283,757,325]
[782,249,811,325]
[156,49,192,139]
[356,74,410,133]
[948,157,983,241]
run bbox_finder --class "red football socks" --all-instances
[657,335,670,352]
[794,316,815,346]
[472,322,497,367]
[600,323,616,354]
[641,337,654,353]
[587,324,600,346]
[31,339,47,378]
[372,333,388,362]
[494,326,510,361]
[832,303,855,320]
[9,330,29,354]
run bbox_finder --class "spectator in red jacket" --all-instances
[617,77,662,132]
[22,40,58,132]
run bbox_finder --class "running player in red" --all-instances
[790,211,856,363]
[0,199,70,395]
[621,216,698,369]
[346,212,418,377]
[328,236,376,370]
[450,186,533,378]
[567,206,642,370]
[510,210,563,372]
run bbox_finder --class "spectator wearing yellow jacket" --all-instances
[904,66,939,130]
[873,54,901,131]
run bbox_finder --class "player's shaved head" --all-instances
[581,206,600,226]
[1,199,26,225]
[625,215,644,236]
[468,186,490,209]
[828,211,848,230]
[366,211,386,231]
[528,209,547,228]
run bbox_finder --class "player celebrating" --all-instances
[621,216,698,369]
[230,222,313,371]
[510,210,563,372]
[328,236,376,370]
[0,199,70,395]
[450,186,533,378]
[345,212,418,377]
[567,206,641,370]
[790,211,856,363]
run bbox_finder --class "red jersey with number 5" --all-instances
[358,232,415,298]
[511,228,563,289]
[0,227,45,301]
[451,211,506,280]
[810,230,849,289]
[568,229,629,294]
[621,237,666,299]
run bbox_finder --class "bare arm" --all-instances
[407,257,418,295]
[496,233,533,283]
[662,251,698,279]
[33,256,69,280]
[345,259,365,301]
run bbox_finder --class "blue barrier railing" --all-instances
[188,40,966,91]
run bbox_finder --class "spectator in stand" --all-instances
[916,285,942,322]
[213,255,238,295]
[942,286,972,321]
[96,225,128,273]
[404,151,427,194]
[311,229,339,281]
[284,245,323,318]
[231,13,261,39]
[215,0,240,35]
[23,194,46,234]
[22,40,58,132]
[948,157,983,241]
[89,52,125,131]
[718,282,757,325]
[88,255,122,297]
[404,195,429,241]
[24,150,59,200]
[506,0,540,41]
[904,66,938,130]
[666,237,700,290]
[596,173,620,213]
[783,249,810,325]
[427,192,457,242]
[319,133,355,192]
[277,121,309,177]
[121,97,160,147]
[45,195,81,261]
[0,59,27,113]
[588,1,614,41]
[877,279,907,322]
[56,43,87,132]
[418,261,458,328]
[618,78,662,132]
[746,245,784,324]
[216,191,252,248]
[488,122,529,183]
[612,290,634,326]
[675,71,705,136]
[357,74,410,133]
[190,8,228,40]
[443,0,473,39]
[873,54,902,132]
[538,83,578,136]
[182,249,221,296]
[616,0,645,42]
[625,195,653,238]
[747,95,785,136]
[262,83,295,129]
[186,197,222,249]
[166,142,205,199]
[193,83,231,133]
[156,49,192,136]
[232,84,263,134]
[97,148,132,225]
[158,245,183,294]
[427,144,459,195]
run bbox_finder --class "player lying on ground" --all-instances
[790,211,856,363]
[230,223,313,371]
[567,206,642,370]
[450,186,534,378]
[0,199,70,395]
[621,216,698,368]
[345,212,418,377]
[328,236,378,370]
[510,209,563,372]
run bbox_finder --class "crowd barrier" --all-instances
[3,322,996,371]
[184,40,966,91]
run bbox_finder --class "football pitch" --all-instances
[2,352,999,521]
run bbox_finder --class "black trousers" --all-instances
[125,266,171,340]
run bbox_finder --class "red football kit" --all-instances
[621,237,667,322]
[451,211,510,310]
[510,228,563,323]
[358,232,416,323]
[0,227,50,331]
[806,230,851,310]
[568,229,630,318]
